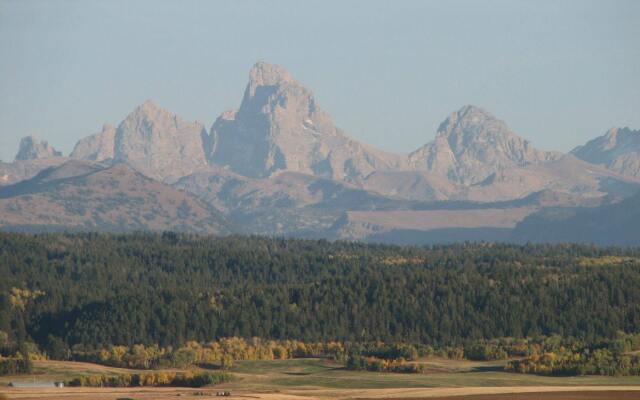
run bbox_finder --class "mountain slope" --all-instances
[0,161,229,234]
[208,62,405,181]
[329,187,593,243]
[357,106,636,202]
[0,158,69,186]
[511,190,640,245]
[571,127,640,178]
[174,165,403,236]
[360,152,639,203]
[407,105,561,184]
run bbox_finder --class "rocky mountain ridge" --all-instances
[15,62,637,191]
[407,105,562,184]
[70,123,117,162]
[15,135,62,161]
[571,127,640,178]
[2,62,639,242]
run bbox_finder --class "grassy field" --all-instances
[225,357,640,390]
[1,357,639,399]
[0,360,150,387]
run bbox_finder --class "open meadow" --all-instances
[1,358,639,399]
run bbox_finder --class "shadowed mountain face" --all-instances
[511,190,640,246]
[2,61,640,243]
[571,127,640,178]
[208,62,405,181]
[174,166,405,236]
[0,161,229,234]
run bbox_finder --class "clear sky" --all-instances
[1,0,639,162]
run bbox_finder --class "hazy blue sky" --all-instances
[1,0,639,161]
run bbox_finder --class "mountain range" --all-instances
[1,62,639,244]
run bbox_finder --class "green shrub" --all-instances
[67,371,234,388]
[345,355,423,373]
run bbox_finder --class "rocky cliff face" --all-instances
[408,106,561,184]
[571,127,640,178]
[14,136,62,161]
[113,100,209,182]
[70,123,117,161]
[208,62,404,181]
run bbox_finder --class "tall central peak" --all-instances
[237,62,313,119]
[246,62,295,98]
[207,61,403,180]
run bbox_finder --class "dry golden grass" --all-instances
[2,386,640,400]
[2,359,640,399]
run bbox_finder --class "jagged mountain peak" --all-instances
[409,106,561,184]
[140,98,159,109]
[113,100,208,182]
[436,105,519,144]
[572,127,640,156]
[571,126,640,178]
[600,127,638,148]
[209,62,403,180]
[237,61,316,118]
[246,62,295,97]
[437,105,495,131]
[126,100,180,124]
[15,135,62,161]
[121,100,207,133]
[70,123,117,162]
[70,100,210,181]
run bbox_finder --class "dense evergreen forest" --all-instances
[1,232,640,356]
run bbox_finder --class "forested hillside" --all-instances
[1,233,640,353]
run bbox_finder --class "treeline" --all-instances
[2,232,640,362]
[345,356,424,373]
[5,332,640,377]
[70,338,343,369]
[0,358,31,375]
[507,349,640,376]
[68,371,233,388]
[505,334,640,376]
